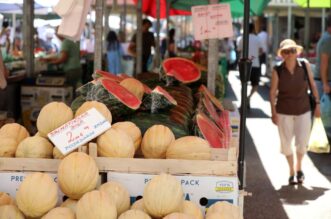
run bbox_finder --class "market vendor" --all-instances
[0,51,8,89]
[41,28,82,91]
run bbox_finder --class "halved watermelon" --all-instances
[94,70,123,82]
[162,57,201,83]
[101,78,141,110]
[199,85,224,111]
[141,86,177,113]
[196,112,225,148]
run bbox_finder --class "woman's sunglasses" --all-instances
[282,48,297,55]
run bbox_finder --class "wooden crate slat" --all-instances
[96,158,237,176]
[0,157,237,176]
[0,158,60,172]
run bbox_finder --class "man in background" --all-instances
[128,18,155,74]
[315,14,331,96]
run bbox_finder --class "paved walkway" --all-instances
[226,71,331,219]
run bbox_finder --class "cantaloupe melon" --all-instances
[75,101,112,124]
[16,172,58,218]
[0,138,18,157]
[97,128,135,158]
[0,192,15,206]
[141,125,175,159]
[58,152,99,199]
[99,181,130,215]
[166,136,211,160]
[118,209,151,219]
[76,190,117,219]
[181,201,204,219]
[41,207,75,219]
[143,173,183,218]
[112,121,142,151]
[0,205,25,219]
[0,123,29,143]
[37,102,73,137]
[15,136,53,158]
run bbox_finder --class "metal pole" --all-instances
[304,1,310,55]
[94,0,105,72]
[287,6,292,38]
[322,8,326,32]
[23,0,34,77]
[135,0,143,76]
[207,0,218,95]
[104,6,110,54]
[155,0,161,69]
[238,0,252,190]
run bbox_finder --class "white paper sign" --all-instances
[192,4,234,40]
[48,108,111,155]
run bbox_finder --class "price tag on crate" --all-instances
[48,108,111,155]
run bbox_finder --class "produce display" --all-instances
[0,58,242,218]
[0,160,241,218]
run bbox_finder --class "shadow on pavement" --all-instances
[277,185,328,205]
[307,152,331,181]
[246,108,270,119]
[243,127,289,219]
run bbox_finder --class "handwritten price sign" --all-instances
[48,108,111,155]
[192,4,233,40]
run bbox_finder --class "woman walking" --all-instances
[270,39,321,185]
[106,30,123,75]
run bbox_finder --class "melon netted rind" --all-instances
[0,205,25,219]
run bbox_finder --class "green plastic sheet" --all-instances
[170,0,271,18]
[293,0,331,8]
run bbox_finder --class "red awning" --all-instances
[133,0,191,18]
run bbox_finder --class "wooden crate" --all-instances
[0,143,237,177]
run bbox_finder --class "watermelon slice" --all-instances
[199,85,224,111]
[94,70,123,82]
[202,97,222,129]
[196,112,225,148]
[162,57,201,83]
[101,78,141,110]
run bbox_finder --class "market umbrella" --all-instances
[133,0,191,18]
[293,0,331,7]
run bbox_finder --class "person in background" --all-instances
[238,23,263,109]
[42,28,82,91]
[270,39,320,185]
[315,14,331,97]
[161,28,177,59]
[0,51,8,90]
[258,25,269,75]
[44,31,58,54]
[0,20,11,55]
[106,30,123,75]
[11,36,22,57]
[128,18,155,73]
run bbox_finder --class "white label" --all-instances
[192,4,233,40]
[107,172,239,212]
[48,108,111,155]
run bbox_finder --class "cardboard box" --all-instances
[21,86,73,133]
[107,172,239,212]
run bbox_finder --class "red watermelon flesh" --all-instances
[153,86,177,106]
[94,70,123,82]
[219,110,232,148]
[101,78,142,110]
[197,112,226,148]
[202,97,223,129]
[199,85,224,111]
[163,57,201,83]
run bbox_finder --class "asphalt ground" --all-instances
[226,70,331,219]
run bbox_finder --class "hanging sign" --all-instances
[48,108,111,155]
[192,4,234,40]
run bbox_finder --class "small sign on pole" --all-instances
[48,108,111,155]
[192,4,234,40]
